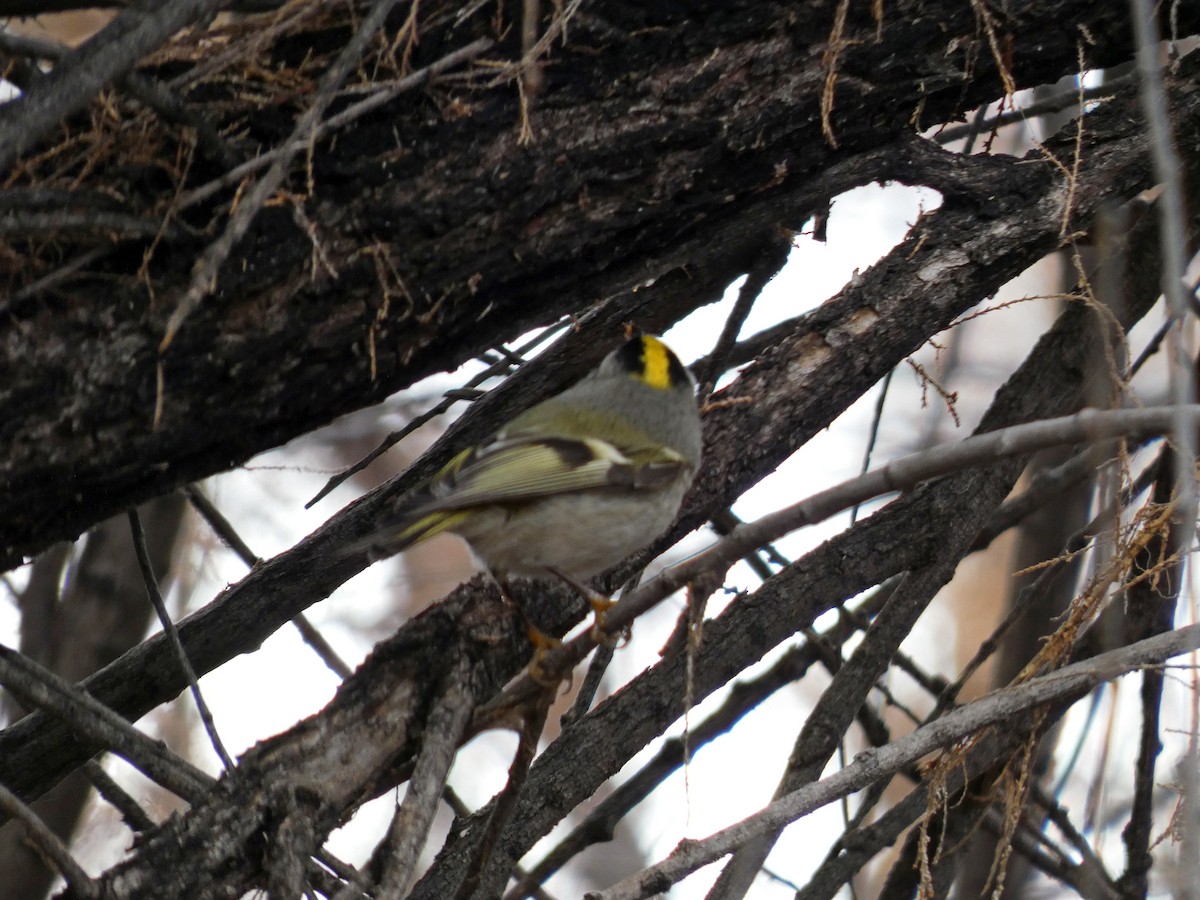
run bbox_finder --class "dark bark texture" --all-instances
[2,0,1200,898]
[3,0,1195,566]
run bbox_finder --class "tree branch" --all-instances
[592,624,1200,900]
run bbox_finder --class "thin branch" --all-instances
[697,233,792,401]
[590,623,1200,900]
[128,509,233,770]
[0,780,97,899]
[852,369,894,526]
[1117,444,1184,894]
[706,540,965,898]
[175,36,495,213]
[979,803,1121,900]
[0,28,244,169]
[795,781,932,900]
[708,509,790,582]
[935,74,1134,145]
[561,568,647,727]
[444,788,564,900]
[970,438,1139,552]
[1128,315,1178,378]
[315,851,371,900]
[459,688,556,900]
[0,644,211,801]
[482,404,1200,716]
[307,319,567,508]
[1129,4,1200,885]
[290,616,354,681]
[936,447,1164,716]
[83,759,156,834]
[184,485,352,678]
[0,0,227,172]
[339,657,477,899]
[379,658,477,897]
[0,246,110,317]
[560,643,616,729]
[486,0,583,87]
[0,209,185,240]
[505,601,888,898]
[1032,788,1121,899]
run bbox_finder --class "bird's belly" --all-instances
[456,487,683,580]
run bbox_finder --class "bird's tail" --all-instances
[340,507,471,562]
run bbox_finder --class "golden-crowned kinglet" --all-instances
[355,333,702,583]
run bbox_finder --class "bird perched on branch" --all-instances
[350,331,703,617]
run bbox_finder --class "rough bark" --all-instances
[3,0,1196,567]
[2,1,1199,897]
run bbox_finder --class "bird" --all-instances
[350,331,703,616]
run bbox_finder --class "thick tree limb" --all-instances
[87,579,576,897]
[3,44,1197,828]
[408,145,1196,896]
[4,0,1198,567]
[3,6,1200,896]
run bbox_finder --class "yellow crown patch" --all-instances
[638,335,673,391]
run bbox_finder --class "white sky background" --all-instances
[4,122,1199,898]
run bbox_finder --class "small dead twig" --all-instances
[0,781,98,898]
[0,0,228,172]
[84,759,156,833]
[0,645,212,802]
[175,37,494,212]
[159,0,411,353]
[698,232,792,402]
[128,509,233,770]
[184,485,353,679]
[307,319,568,507]
[593,623,1200,900]
[339,657,476,899]
[458,685,557,900]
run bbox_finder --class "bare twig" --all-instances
[128,509,233,770]
[506,598,893,899]
[184,485,352,678]
[971,438,1146,552]
[486,0,583,87]
[343,657,476,899]
[176,36,495,213]
[0,209,184,240]
[935,75,1134,145]
[1129,4,1200,884]
[0,0,227,172]
[0,644,211,801]
[0,26,244,169]
[444,788,563,900]
[160,0,411,352]
[1032,788,1121,899]
[560,642,615,728]
[938,448,1164,716]
[697,233,792,401]
[0,246,110,316]
[852,368,894,526]
[307,318,566,507]
[459,687,556,900]
[0,781,97,899]
[591,623,1200,900]
[377,664,476,894]
[84,759,156,834]
[1116,445,1185,894]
